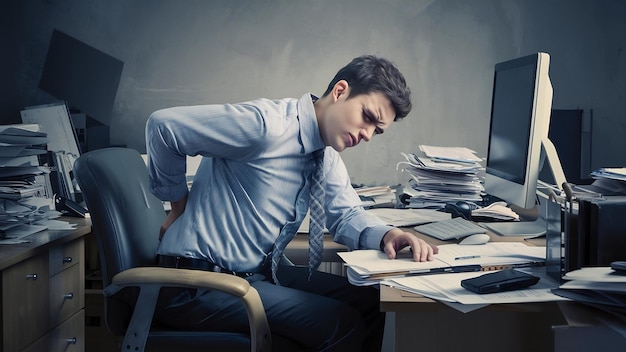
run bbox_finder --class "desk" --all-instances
[0,217,91,352]
[285,234,348,265]
[380,228,566,352]
[281,223,569,351]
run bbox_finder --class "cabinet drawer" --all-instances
[23,309,85,352]
[49,264,85,327]
[49,239,84,276]
[2,254,49,351]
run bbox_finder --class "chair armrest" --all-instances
[110,267,251,296]
[105,267,271,352]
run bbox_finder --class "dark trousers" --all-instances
[154,265,384,351]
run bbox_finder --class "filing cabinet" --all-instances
[1,233,86,352]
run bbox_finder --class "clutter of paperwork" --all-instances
[578,167,626,196]
[419,145,483,164]
[591,167,626,182]
[382,267,567,308]
[354,185,397,208]
[553,267,626,312]
[0,124,75,243]
[397,145,485,209]
[339,242,545,286]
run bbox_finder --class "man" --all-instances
[146,55,438,351]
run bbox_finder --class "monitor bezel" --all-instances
[484,52,553,210]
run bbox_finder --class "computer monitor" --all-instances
[482,52,566,236]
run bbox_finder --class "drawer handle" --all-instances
[26,274,38,280]
[66,337,77,344]
[63,256,73,264]
[64,292,74,300]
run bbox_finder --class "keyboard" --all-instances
[413,217,487,241]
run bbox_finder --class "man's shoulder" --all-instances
[240,96,298,111]
[238,97,302,127]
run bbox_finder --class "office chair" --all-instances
[73,147,271,352]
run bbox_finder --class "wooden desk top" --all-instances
[0,217,91,271]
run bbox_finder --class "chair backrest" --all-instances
[74,147,166,334]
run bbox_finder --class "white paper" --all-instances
[559,280,626,293]
[419,145,483,163]
[383,267,567,306]
[339,243,545,277]
[563,267,626,283]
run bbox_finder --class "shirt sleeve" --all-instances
[145,103,268,201]
[322,149,394,250]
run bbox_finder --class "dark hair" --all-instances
[322,55,412,120]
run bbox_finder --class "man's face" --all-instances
[321,89,396,152]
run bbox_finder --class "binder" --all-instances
[577,196,626,267]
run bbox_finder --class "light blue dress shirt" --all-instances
[146,93,393,272]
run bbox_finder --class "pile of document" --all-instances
[382,267,566,312]
[591,167,626,182]
[553,267,626,321]
[21,103,84,203]
[354,185,397,208]
[338,242,546,286]
[581,167,626,196]
[397,145,485,209]
[0,124,73,243]
[338,243,566,311]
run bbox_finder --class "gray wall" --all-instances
[4,0,626,186]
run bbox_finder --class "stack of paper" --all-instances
[354,185,397,208]
[576,169,626,197]
[553,267,626,320]
[383,267,567,311]
[338,242,546,286]
[397,145,485,209]
[0,125,50,203]
[0,124,73,243]
[591,168,626,182]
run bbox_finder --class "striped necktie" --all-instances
[270,148,325,284]
[307,148,326,277]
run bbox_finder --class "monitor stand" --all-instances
[481,218,547,237]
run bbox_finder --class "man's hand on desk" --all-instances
[381,228,438,262]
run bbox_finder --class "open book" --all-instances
[338,243,545,286]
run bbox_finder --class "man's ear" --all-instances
[332,80,350,102]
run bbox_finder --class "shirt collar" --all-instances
[297,93,326,154]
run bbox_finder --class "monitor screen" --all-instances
[484,52,553,210]
[39,29,124,124]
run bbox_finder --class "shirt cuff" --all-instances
[359,225,395,250]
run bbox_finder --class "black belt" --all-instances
[157,255,254,278]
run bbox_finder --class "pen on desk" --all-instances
[455,255,481,261]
